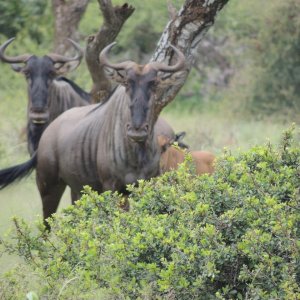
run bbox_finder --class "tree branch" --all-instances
[151,0,230,113]
[85,0,134,102]
[52,0,90,54]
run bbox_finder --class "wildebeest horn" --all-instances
[47,39,83,63]
[100,43,185,73]
[0,37,32,63]
[150,45,185,73]
[99,42,137,70]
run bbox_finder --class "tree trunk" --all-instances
[152,0,230,113]
[52,0,90,54]
[85,0,135,103]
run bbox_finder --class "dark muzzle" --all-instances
[126,123,149,143]
[29,110,50,125]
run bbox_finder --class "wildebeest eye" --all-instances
[148,79,157,88]
[48,70,57,79]
[127,78,135,86]
[125,79,135,90]
[22,69,31,78]
[123,80,129,89]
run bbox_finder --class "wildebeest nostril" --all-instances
[31,107,46,113]
[127,123,149,132]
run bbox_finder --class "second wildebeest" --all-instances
[0,37,91,156]
[0,42,185,228]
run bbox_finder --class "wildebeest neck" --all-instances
[47,79,90,122]
[90,86,160,181]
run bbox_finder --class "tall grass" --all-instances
[163,99,288,154]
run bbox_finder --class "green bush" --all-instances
[1,127,300,299]
[0,0,49,43]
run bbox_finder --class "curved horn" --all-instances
[99,42,136,70]
[0,37,32,63]
[47,39,83,63]
[150,44,185,73]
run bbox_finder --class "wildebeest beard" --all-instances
[136,142,150,168]
[27,122,47,156]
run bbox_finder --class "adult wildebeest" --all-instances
[0,42,184,228]
[158,134,215,175]
[0,37,91,156]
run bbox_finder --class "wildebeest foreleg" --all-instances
[37,179,66,230]
[71,190,81,205]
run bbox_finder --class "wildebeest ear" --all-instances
[157,70,187,88]
[175,131,186,142]
[54,60,81,75]
[11,64,23,73]
[104,68,127,85]
[157,135,172,153]
[174,131,189,149]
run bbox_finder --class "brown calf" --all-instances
[158,135,215,175]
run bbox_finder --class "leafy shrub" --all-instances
[0,0,48,43]
[1,127,300,299]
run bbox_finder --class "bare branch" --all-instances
[151,0,229,113]
[167,0,177,20]
[85,1,135,102]
[98,0,115,23]
[52,0,90,54]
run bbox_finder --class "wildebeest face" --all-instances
[124,68,158,142]
[99,42,185,143]
[16,56,57,124]
[0,37,84,125]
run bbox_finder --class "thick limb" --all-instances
[37,178,66,230]
[71,189,81,205]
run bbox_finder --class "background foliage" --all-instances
[0,0,50,43]
[247,0,300,115]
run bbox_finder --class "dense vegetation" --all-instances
[1,127,299,299]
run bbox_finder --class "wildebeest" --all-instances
[0,42,184,228]
[157,134,215,175]
[0,37,91,156]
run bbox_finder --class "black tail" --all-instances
[0,152,37,189]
